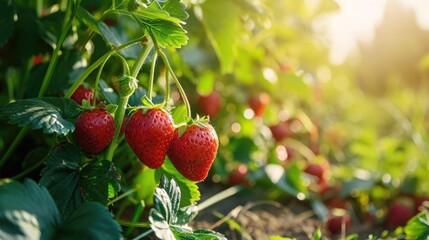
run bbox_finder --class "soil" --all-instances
[191,183,386,240]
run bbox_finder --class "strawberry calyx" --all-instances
[175,114,211,137]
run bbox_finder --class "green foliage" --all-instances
[404,211,429,239]
[157,159,200,207]
[0,179,60,240]
[0,98,81,135]
[0,179,122,240]
[76,7,121,47]
[149,176,226,240]
[0,0,15,47]
[80,160,121,204]
[40,144,83,219]
[198,0,241,73]
[130,0,188,48]
[55,202,122,240]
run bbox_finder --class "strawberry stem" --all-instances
[93,53,111,106]
[65,36,145,98]
[158,49,191,118]
[148,52,158,101]
[105,43,154,161]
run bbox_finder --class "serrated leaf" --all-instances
[199,0,240,73]
[80,160,121,204]
[0,179,61,240]
[0,97,81,135]
[162,0,189,21]
[0,0,15,47]
[76,7,121,46]
[134,1,184,24]
[405,211,429,240]
[158,159,200,206]
[56,202,122,240]
[39,143,83,219]
[144,19,188,48]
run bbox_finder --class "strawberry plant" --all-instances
[0,0,226,239]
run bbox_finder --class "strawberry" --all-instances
[247,93,270,117]
[75,108,115,154]
[167,122,219,182]
[227,164,248,186]
[326,209,351,235]
[385,202,413,228]
[71,85,95,105]
[197,91,221,117]
[304,162,329,183]
[125,109,175,169]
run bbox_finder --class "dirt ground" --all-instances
[191,183,385,240]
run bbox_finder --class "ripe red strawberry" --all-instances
[304,162,329,183]
[227,164,248,186]
[75,109,115,154]
[326,210,351,235]
[71,85,95,105]
[247,93,270,117]
[167,123,219,182]
[125,109,175,169]
[386,202,413,228]
[197,92,221,117]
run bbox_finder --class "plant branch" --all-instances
[157,49,191,118]
[148,52,158,100]
[38,0,80,98]
[65,37,145,98]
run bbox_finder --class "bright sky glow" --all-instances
[318,0,429,64]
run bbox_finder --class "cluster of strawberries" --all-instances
[71,85,219,182]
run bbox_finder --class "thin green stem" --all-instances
[164,69,170,105]
[132,229,154,240]
[148,52,158,100]
[104,44,153,161]
[11,149,50,180]
[131,42,153,78]
[157,50,191,118]
[197,185,243,212]
[115,53,131,76]
[38,0,79,98]
[108,188,137,206]
[65,37,144,98]
[125,202,145,237]
[93,54,110,106]
[0,127,29,169]
[118,220,150,228]
[105,96,128,161]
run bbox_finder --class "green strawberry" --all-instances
[75,108,115,154]
[125,108,175,169]
[167,123,219,182]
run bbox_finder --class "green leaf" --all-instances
[263,164,300,197]
[0,0,15,47]
[312,228,322,240]
[199,0,241,73]
[149,176,225,240]
[80,160,121,205]
[162,0,189,21]
[39,143,83,219]
[56,202,122,240]
[0,179,61,240]
[285,162,308,196]
[0,97,81,135]
[405,211,429,240]
[76,7,121,46]
[143,19,188,48]
[158,159,200,206]
[131,1,188,48]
